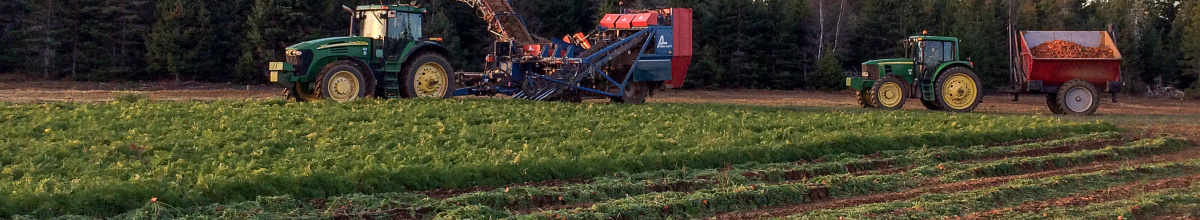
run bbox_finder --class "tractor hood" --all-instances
[862,58,914,65]
[286,36,373,51]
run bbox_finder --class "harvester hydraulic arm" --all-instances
[454,0,536,45]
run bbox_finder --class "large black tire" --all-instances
[315,61,372,102]
[287,82,320,102]
[855,89,876,108]
[920,99,943,110]
[1052,79,1100,115]
[1046,93,1064,114]
[614,82,650,104]
[870,76,909,110]
[403,52,456,98]
[934,67,983,113]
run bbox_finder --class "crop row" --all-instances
[0,99,1112,217]
[74,135,1183,220]
[781,158,1200,219]
[998,185,1200,219]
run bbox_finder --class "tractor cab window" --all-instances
[943,42,956,61]
[922,41,944,64]
[387,13,423,40]
[361,10,388,39]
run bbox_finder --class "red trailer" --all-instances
[1007,27,1123,115]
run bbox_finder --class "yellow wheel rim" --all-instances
[294,82,320,101]
[414,62,448,98]
[328,71,360,102]
[878,82,904,108]
[941,73,978,110]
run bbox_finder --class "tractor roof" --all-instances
[357,4,426,13]
[909,36,959,42]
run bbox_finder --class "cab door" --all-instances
[384,12,422,64]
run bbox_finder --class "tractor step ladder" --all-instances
[384,74,401,97]
[455,0,536,45]
[920,80,936,100]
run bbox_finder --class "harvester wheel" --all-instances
[934,67,983,112]
[855,89,876,108]
[614,82,650,104]
[403,52,456,98]
[871,76,909,109]
[1052,79,1100,115]
[920,99,943,110]
[315,61,372,103]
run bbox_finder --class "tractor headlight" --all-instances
[286,50,303,56]
[862,72,869,77]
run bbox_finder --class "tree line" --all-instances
[0,0,1197,93]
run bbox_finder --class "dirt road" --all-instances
[2,80,1198,116]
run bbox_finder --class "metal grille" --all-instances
[862,64,879,80]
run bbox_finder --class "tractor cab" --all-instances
[904,36,961,80]
[848,34,981,112]
[353,5,427,64]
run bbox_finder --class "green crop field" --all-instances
[0,98,1116,218]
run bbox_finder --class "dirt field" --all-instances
[4,80,1198,116]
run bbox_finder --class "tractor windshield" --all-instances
[361,10,388,39]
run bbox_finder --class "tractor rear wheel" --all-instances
[403,52,456,98]
[934,67,983,112]
[315,61,372,103]
[614,82,650,104]
[1052,79,1100,115]
[871,76,909,110]
[855,89,876,108]
[920,99,943,110]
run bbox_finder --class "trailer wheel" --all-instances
[871,76,909,109]
[315,61,371,102]
[934,67,983,112]
[403,52,456,98]
[614,82,649,104]
[1052,79,1100,115]
[1046,94,1064,114]
[855,89,876,108]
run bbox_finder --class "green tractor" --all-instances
[846,35,983,112]
[267,4,455,102]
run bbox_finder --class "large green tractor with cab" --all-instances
[268,4,455,102]
[846,35,983,112]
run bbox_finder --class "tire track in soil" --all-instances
[484,138,1130,214]
[703,146,1200,220]
[957,173,1200,220]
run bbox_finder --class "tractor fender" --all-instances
[931,61,974,80]
[398,42,453,65]
[304,56,376,83]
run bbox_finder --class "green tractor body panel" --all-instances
[281,36,375,83]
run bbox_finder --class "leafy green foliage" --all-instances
[0,99,1110,217]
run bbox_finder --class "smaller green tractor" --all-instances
[847,35,983,112]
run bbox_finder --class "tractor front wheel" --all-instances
[855,89,875,108]
[934,67,983,112]
[315,61,373,103]
[1051,79,1100,115]
[871,76,909,109]
[403,52,456,98]
[288,82,320,102]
